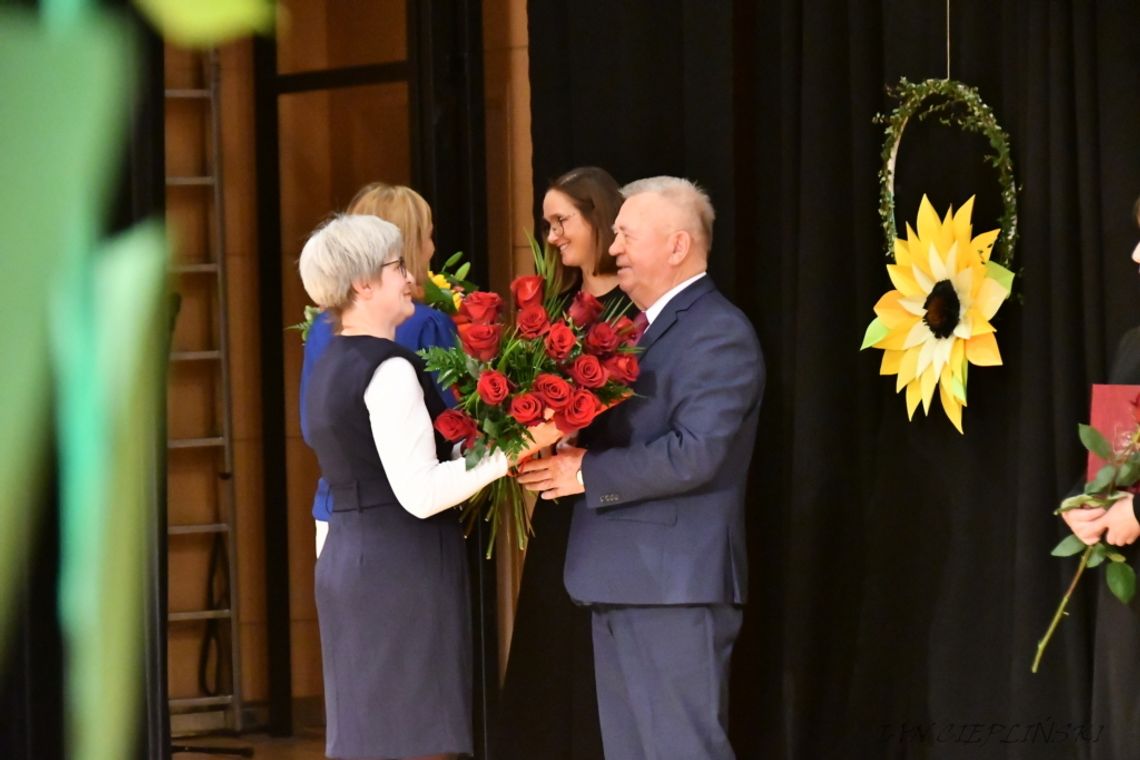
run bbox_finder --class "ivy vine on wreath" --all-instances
[875,77,1019,270]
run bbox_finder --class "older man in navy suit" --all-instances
[518,176,765,759]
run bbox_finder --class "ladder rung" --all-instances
[171,262,220,274]
[165,88,211,99]
[169,695,234,710]
[166,176,216,187]
[168,437,225,449]
[170,609,232,623]
[171,350,222,362]
[169,523,230,536]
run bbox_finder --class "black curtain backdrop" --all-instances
[528,2,1140,758]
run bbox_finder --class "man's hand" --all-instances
[517,445,586,500]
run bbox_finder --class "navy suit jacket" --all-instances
[564,276,765,606]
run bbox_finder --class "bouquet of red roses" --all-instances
[420,237,642,555]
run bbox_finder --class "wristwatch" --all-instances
[575,468,584,487]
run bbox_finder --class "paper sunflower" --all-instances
[861,195,1014,433]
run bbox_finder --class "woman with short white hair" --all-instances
[300,214,558,760]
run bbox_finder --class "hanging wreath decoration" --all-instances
[876,77,1019,267]
[862,78,1019,434]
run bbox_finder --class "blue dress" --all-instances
[300,303,458,521]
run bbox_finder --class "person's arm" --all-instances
[300,312,334,445]
[364,358,508,518]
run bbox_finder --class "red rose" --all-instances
[509,392,543,426]
[1132,392,1140,425]
[532,373,572,410]
[566,354,608,389]
[554,389,600,433]
[455,291,503,325]
[458,322,502,362]
[434,409,479,447]
[544,321,577,361]
[476,369,510,405]
[516,303,551,339]
[511,274,545,309]
[584,322,619,356]
[612,315,646,346]
[603,354,640,384]
[567,291,604,327]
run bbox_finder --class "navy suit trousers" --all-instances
[591,604,743,760]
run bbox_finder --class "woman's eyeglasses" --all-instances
[543,212,577,237]
[380,257,407,277]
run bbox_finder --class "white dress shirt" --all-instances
[644,272,707,325]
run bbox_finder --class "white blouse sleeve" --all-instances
[364,357,509,519]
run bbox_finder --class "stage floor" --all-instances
[174,730,326,759]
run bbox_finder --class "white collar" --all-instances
[644,272,707,325]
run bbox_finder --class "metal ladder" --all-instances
[165,48,245,738]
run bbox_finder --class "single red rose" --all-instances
[584,322,619,355]
[434,409,479,447]
[554,388,601,433]
[567,291,604,327]
[509,392,544,426]
[544,321,577,361]
[476,370,510,405]
[458,322,502,362]
[511,274,545,309]
[516,303,551,339]
[566,354,608,389]
[612,315,638,346]
[603,353,640,384]
[455,290,503,326]
[532,373,572,410]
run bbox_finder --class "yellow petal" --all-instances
[950,338,965,375]
[952,195,976,244]
[939,375,964,433]
[880,349,903,376]
[966,311,995,336]
[965,332,1002,366]
[887,265,924,298]
[894,237,912,267]
[974,277,1008,321]
[971,228,1000,262]
[905,223,931,278]
[906,380,922,419]
[875,329,912,351]
[897,347,920,390]
[917,195,941,245]
[919,364,938,413]
[874,291,920,329]
[937,207,956,255]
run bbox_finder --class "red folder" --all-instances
[1086,384,1140,481]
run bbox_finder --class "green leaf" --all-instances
[1106,562,1137,604]
[1051,534,1088,557]
[1085,464,1118,495]
[1087,543,1107,568]
[1116,458,1140,487]
[985,260,1015,295]
[1106,550,1127,563]
[1079,423,1114,460]
[860,317,890,350]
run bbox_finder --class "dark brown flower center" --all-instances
[923,280,960,339]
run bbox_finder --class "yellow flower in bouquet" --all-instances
[861,195,1014,433]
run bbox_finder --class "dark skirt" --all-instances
[1090,539,1140,760]
[316,506,472,759]
[492,496,604,760]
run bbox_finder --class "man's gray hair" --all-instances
[299,214,403,310]
[621,176,716,250]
